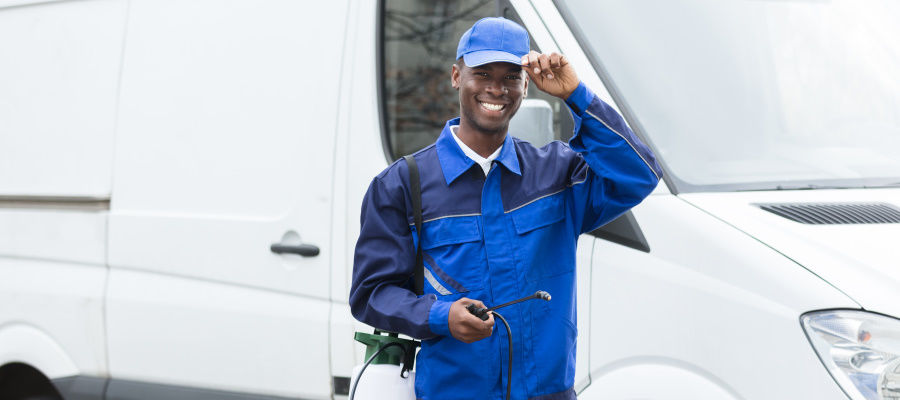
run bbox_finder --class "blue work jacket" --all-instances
[350,83,662,400]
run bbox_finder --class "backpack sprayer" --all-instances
[349,290,551,400]
[348,330,418,400]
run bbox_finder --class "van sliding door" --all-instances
[106,1,349,398]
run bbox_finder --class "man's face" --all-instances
[452,61,528,135]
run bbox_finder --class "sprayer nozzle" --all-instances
[536,291,551,301]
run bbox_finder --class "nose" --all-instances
[485,80,508,96]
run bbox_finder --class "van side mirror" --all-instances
[588,211,650,253]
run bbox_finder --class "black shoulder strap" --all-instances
[403,155,424,296]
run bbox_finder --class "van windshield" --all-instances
[559,0,900,192]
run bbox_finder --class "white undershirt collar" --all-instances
[450,125,502,176]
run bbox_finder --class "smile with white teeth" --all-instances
[479,101,505,112]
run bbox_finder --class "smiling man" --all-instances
[350,17,662,400]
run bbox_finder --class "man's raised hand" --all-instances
[521,51,579,100]
[448,298,494,343]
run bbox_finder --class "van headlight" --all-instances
[802,310,900,400]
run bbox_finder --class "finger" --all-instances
[470,299,485,308]
[538,54,552,79]
[549,53,562,69]
[558,54,569,68]
[461,323,479,337]
[481,325,493,339]
[528,51,541,75]
[521,51,537,65]
[475,320,492,339]
[462,310,487,325]
[484,313,495,328]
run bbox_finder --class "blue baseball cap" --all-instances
[456,17,530,67]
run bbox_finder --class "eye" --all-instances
[506,74,522,80]
[475,72,489,77]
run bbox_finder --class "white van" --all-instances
[1,0,898,399]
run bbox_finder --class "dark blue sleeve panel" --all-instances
[349,167,438,340]
[565,82,663,234]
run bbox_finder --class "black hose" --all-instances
[348,341,406,400]
[492,311,512,400]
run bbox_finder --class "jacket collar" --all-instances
[436,118,522,185]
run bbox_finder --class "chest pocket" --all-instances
[509,192,574,281]
[510,193,566,234]
[416,215,485,294]
[510,193,566,235]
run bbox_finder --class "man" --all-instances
[350,17,661,400]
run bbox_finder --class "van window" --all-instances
[380,0,574,160]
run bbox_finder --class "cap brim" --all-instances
[462,50,523,67]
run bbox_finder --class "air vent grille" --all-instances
[756,202,900,224]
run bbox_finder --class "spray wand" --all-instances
[465,290,551,320]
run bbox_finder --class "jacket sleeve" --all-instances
[565,82,663,234]
[349,172,440,340]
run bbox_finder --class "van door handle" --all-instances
[270,243,320,257]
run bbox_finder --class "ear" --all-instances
[451,63,461,90]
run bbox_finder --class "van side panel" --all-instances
[106,269,330,398]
